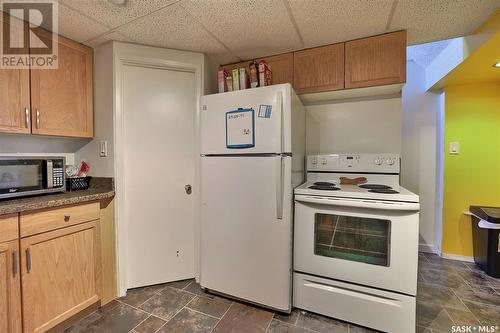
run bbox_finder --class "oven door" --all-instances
[294,195,419,296]
[0,159,43,198]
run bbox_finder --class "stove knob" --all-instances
[386,158,395,166]
[321,158,327,165]
[311,158,317,165]
[374,157,383,165]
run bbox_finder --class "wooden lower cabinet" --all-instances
[0,240,22,333]
[20,221,101,333]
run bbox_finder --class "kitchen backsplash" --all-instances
[0,134,90,165]
[305,97,402,155]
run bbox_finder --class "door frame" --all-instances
[113,47,203,297]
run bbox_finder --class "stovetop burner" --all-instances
[368,189,400,194]
[359,184,392,190]
[314,182,336,186]
[308,185,341,191]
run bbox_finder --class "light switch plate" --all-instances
[99,140,108,157]
[449,141,460,155]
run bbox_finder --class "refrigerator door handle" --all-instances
[276,156,284,220]
[276,91,284,152]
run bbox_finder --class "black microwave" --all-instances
[0,157,66,199]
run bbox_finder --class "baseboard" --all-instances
[419,244,437,254]
[441,253,475,263]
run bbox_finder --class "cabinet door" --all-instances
[0,14,31,134]
[293,43,344,94]
[256,53,294,85]
[345,31,406,89]
[221,52,293,87]
[0,240,22,333]
[221,60,251,75]
[21,221,100,333]
[30,33,93,138]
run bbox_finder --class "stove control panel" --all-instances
[307,154,400,173]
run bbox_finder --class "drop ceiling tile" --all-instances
[116,4,228,54]
[180,0,302,60]
[59,0,178,29]
[84,30,134,48]
[390,0,500,45]
[287,0,393,48]
[57,4,110,42]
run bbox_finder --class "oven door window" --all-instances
[314,213,390,266]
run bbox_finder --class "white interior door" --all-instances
[123,64,196,289]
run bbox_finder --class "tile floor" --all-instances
[65,253,500,333]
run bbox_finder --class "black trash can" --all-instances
[470,206,500,278]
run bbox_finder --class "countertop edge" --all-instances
[0,190,115,216]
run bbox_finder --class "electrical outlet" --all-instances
[449,142,460,155]
[99,140,108,157]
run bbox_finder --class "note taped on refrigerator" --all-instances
[226,108,255,149]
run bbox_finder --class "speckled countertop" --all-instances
[0,177,115,215]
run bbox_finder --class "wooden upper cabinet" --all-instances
[221,52,294,86]
[21,221,100,333]
[293,43,344,94]
[256,53,293,85]
[30,33,93,138]
[345,31,406,89]
[0,15,31,134]
[222,60,250,74]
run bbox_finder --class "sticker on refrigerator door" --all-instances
[258,105,272,118]
[226,108,255,149]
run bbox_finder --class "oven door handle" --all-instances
[295,195,420,211]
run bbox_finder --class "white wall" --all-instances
[0,134,89,165]
[74,42,115,177]
[425,38,464,90]
[401,60,443,253]
[305,97,402,155]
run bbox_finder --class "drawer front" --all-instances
[293,272,416,333]
[0,214,19,242]
[20,202,99,237]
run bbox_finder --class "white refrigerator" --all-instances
[200,83,305,312]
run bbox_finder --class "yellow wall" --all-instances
[442,82,500,256]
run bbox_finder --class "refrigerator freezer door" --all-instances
[200,84,292,154]
[200,155,292,311]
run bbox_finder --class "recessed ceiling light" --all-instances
[493,62,500,68]
[108,0,127,5]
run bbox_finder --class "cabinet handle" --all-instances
[26,248,31,273]
[24,108,30,128]
[12,250,18,276]
[64,214,71,222]
[36,109,40,129]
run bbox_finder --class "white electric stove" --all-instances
[293,153,420,333]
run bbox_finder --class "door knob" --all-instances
[185,184,192,195]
